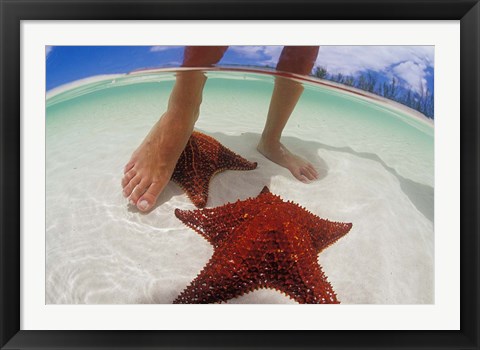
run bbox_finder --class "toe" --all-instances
[299,174,310,183]
[292,169,310,183]
[123,175,141,198]
[301,166,317,181]
[122,169,136,188]
[129,179,150,205]
[307,164,319,178]
[137,182,165,212]
[309,166,318,179]
[124,161,135,174]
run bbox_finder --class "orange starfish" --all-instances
[174,187,352,304]
[171,131,257,208]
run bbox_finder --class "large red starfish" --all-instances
[171,131,257,208]
[174,187,352,304]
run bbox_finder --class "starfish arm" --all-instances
[171,176,210,208]
[195,132,257,172]
[309,218,352,253]
[171,134,213,208]
[173,252,258,304]
[174,187,275,247]
[262,224,340,304]
[175,202,252,247]
[266,259,339,304]
[217,145,258,171]
[170,131,257,208]
[278,201,352,254]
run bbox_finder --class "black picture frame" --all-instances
[1,0,479,349]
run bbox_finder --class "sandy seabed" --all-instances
[46,72,434,304]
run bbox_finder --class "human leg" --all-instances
[122,46,228,211]
[257,46,320,182]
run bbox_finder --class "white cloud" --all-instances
[314,46,434,93]
[164,60,181,66]
[229,46,283,66]
[229,46,265,59]
[46,46,53,58]
[150,46,174,52]
[392,61,428,94]
[262,46,283,66]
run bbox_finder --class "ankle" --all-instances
[260,132,281,147]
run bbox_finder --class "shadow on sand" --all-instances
[128,131,433,223]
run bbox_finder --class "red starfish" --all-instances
[174,187,352,304]
[171,131,257,208]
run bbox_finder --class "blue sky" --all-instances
[46,45,434,96]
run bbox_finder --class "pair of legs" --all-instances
[122,46,320,212]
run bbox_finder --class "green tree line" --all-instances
[312,67,434,119]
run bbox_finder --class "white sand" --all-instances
[46,72,434,304]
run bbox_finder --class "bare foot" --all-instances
[257,137,319,183]
[122,111,194,212]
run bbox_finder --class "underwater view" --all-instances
[46,66,434,304]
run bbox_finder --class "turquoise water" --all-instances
[46,69,434,304]
[47,70,433,185]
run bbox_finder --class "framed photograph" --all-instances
[1,0,479,349]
